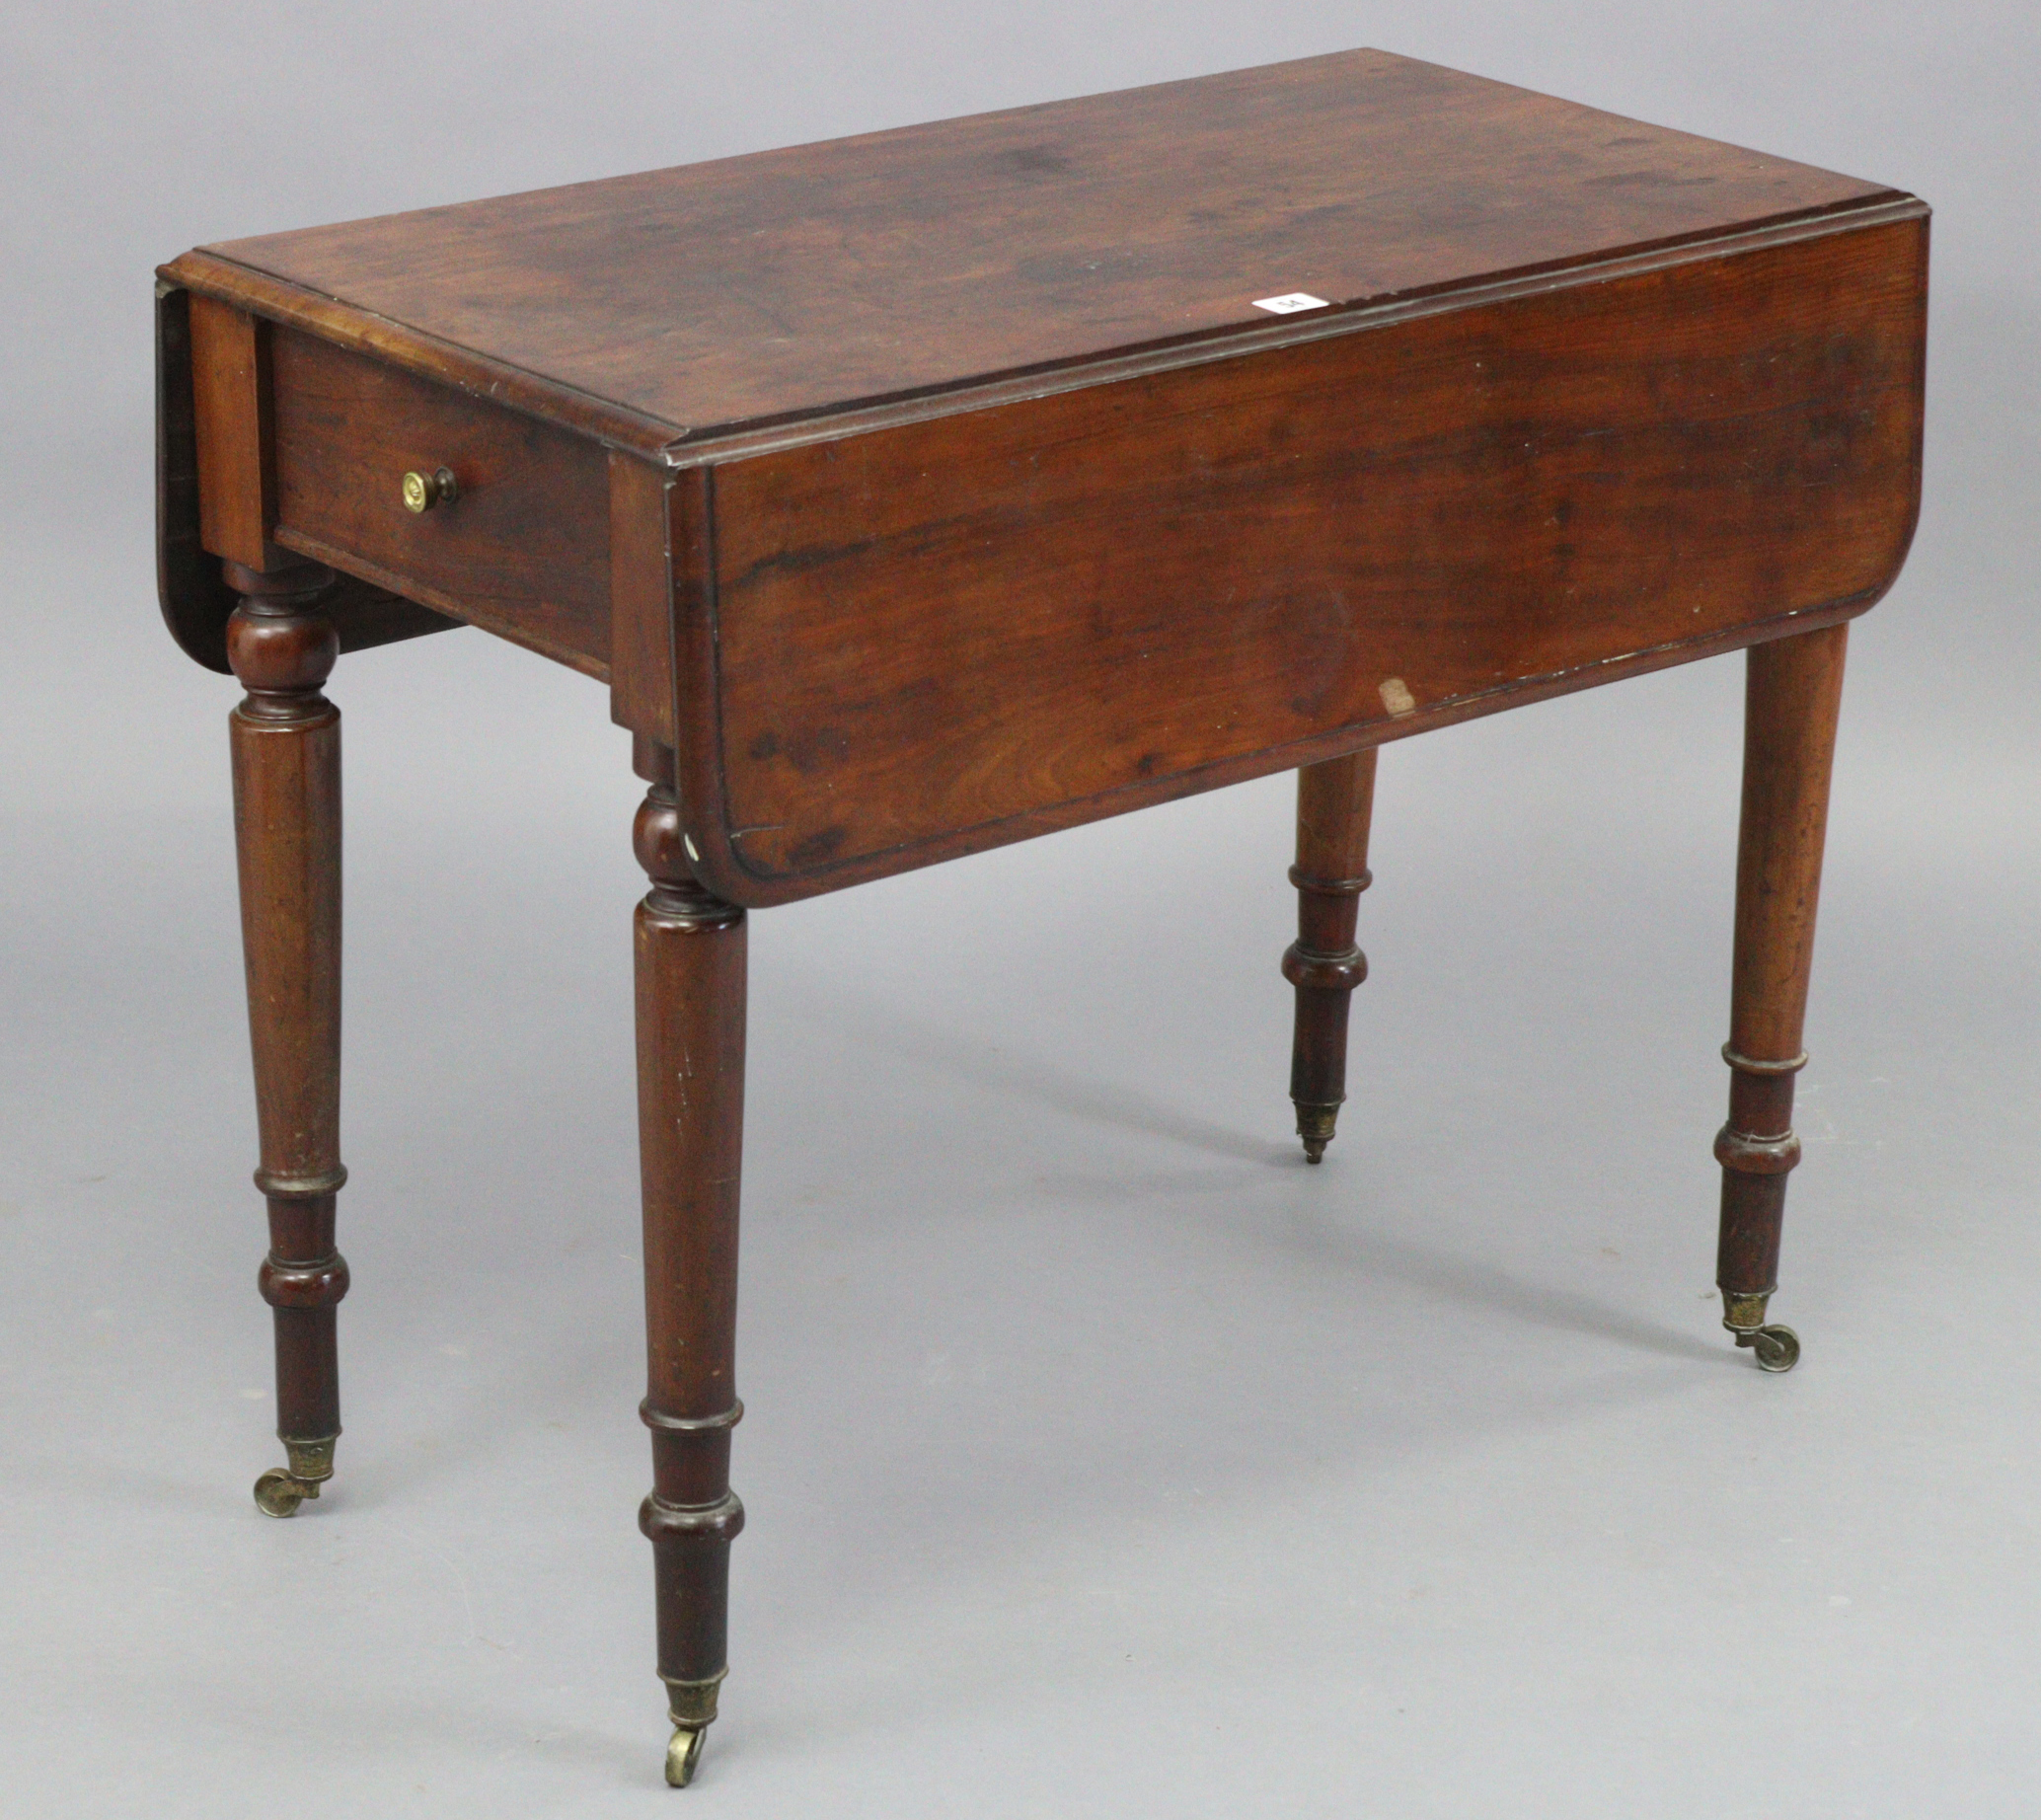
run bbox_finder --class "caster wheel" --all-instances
[254,1469,307,1517]
[1749,1325,1801,1373]
[665,1725,706,1788]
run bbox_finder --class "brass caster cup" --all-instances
[665,1726,707,1788]
[253,1469,311,1517]
[1296,1102,1340,1165]
[1737,1325,1802,1373]
[1722,1293,1800,1373]
[253,1438,337,1517]
[661,1670,724,1788]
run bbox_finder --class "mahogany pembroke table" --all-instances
[153,49,1927,1786]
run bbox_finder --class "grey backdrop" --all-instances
[3,5,2037,1815]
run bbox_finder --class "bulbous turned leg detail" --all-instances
[1285,751,1377,1162]
[1712,625,1847,1373]
[227,561,352,1508]
[633,738,748,1786]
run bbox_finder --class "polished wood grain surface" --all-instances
[1286,752,1377,1164]
[152,48,1928,1782]
[157,286,460,673]
[226,560,351,1514]
[691,213,1924,902]
[189,294,273,569]
[631,742,747,1784]
[164,49,1898,451]
[1713,623,1849,1370]
[158,47,1925,761]
[609,455,679,744]
[268,329,612,676]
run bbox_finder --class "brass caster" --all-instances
[253,1437,336,1517]
[253,1468,312,1517]
[1738,1324,1802,1373]
[1296,1101,1339,1165]
[1722,1292,1799,1373]
[660,1669,723,1787]
[665,1725,706,1788]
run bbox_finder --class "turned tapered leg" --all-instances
[1715,623,1849,1372]
[1284,750,1377,1162]
[225,559,351,1516]
[632,740,747,1788]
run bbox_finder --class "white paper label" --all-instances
[1251,292,1330,315]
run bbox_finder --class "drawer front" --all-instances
[269,329,612,675]
[700,216,1925,900]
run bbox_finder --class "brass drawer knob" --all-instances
[401,467,460,513]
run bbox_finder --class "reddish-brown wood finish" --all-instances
[227,559,349,1504]
[190,295,274,569]
[632,741,747,1781]
[609,455,678,745]
[167,50,1899,450]
[157,287,461,675]
[157,53,1926,860]
[1716,624,1848,1322]
[267,329,612,677]
[1285,752,1378,1162]
[690,213,1923,903]
[150,45,1929,1782]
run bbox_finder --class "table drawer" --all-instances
[268,328,612,675]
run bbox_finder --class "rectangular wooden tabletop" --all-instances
[171,48,1902,454]
[161,48,1927,909]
